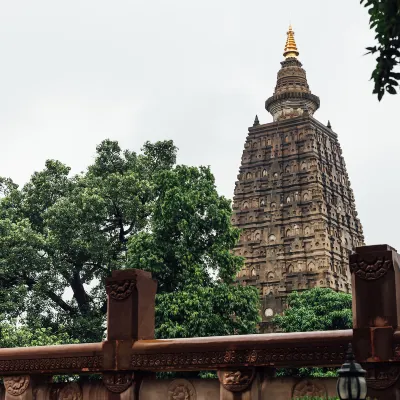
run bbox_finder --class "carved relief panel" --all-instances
[4,376,30,397]
[168,379,196,400]
[217,369,255,392]
[292,379,326,398]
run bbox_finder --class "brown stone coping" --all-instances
[4,329,400,374]
[0,342,107,375]
[129,330,353,371]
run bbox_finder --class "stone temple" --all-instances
[232,26,364,331]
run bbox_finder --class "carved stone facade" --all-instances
[233,27,364,330]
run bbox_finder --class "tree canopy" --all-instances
[0,322,77,348]
[0,139,260,343]
[128,164,260,338]
[362,0,400,100]
[272,288,352,332]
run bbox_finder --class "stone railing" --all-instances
[0,245,399,399]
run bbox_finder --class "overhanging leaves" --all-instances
[361,0,400,100]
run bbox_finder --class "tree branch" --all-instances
[123,220,136,236]
[70,269,91,314]
[46,290,76,314]
[21,273,76,314]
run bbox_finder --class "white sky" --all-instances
[0,0,398,249]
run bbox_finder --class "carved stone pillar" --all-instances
[350,245,400,399]
[105,269,157,398]
[106,269,157,341]
[105,268,157,371]
[218,369,257,400]
[350,245,400,362]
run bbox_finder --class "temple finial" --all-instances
[253,115,260,126]
[327,120,332,129]
[283,24,299,59]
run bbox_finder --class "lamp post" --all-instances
[337,343,367,400]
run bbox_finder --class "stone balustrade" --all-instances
[0,245,399,399]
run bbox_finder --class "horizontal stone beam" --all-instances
[0,342,109,375]
[0,330,354,375]
[130,330,353,371]
[0,328,399,375]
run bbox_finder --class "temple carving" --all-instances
[232,26,364,331]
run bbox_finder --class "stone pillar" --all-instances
[106,269,157,341]
[350,244,400,399]
[105,269,157,399]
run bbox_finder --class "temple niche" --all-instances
[233,26,364,332]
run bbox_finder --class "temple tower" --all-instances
[232,26,364,331]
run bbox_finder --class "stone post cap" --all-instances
[108,268,152,280]
[354,244,397,254]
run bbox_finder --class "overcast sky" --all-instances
[0,0,398,248]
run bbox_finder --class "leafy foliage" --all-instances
[155,284,260,338]
[361,0,400,100]
[0,139,260,343]
[272,288,352,332]
[0,321,77,347]
[277,365,338,379]
[128,164,260,338]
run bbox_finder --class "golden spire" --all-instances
[283,24,299,59]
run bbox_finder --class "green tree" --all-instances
[128,165,260,338]
[272,288,352,332]
[362,0,400,100]
[0,321,77,348]
[0,140,260,343]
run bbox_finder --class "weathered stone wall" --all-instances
[7,371,400,399]
[140,378,220,400]
[0,376,336,399]
[138,375,338,399]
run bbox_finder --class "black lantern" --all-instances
[337,343,367,399]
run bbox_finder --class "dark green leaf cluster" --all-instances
[361,0,400,100]
[272,288,352,333]
[0,139,260,343]
[127,164,260,338]
[155,284,259,338]
[277,365,338,379]
[0,321,77,347]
